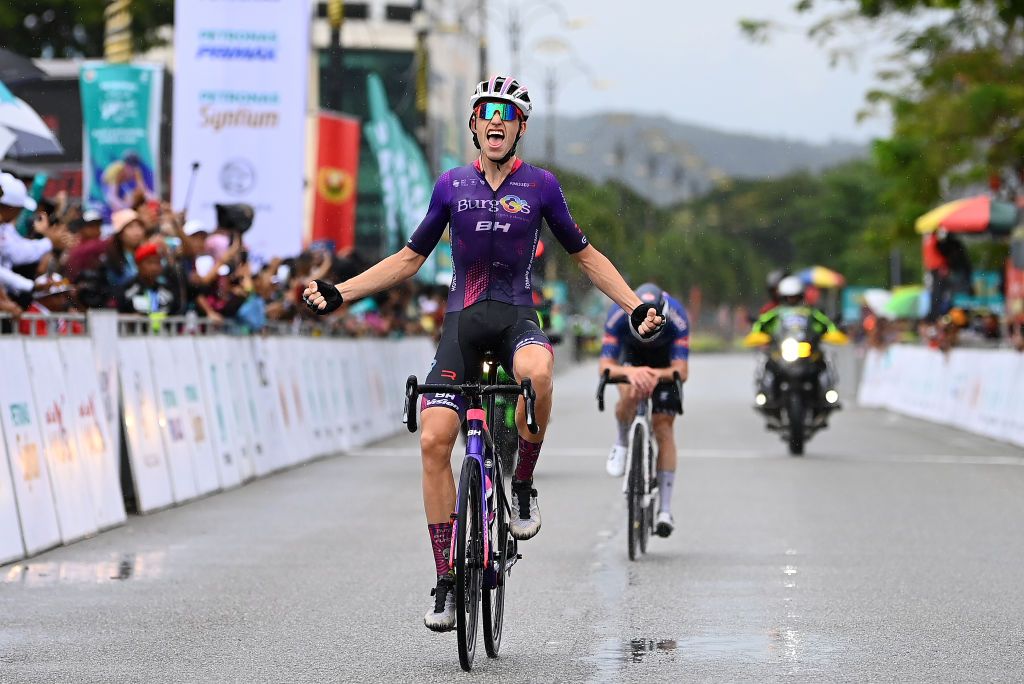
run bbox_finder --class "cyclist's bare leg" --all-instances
[420,407,461,523]
[512,344,554,444]
[615,385,640,431]
[652,414,677,471]
[652,413,677,519]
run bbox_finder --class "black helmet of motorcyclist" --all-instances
[777,275,805,306]
[635,282,667,320]
[766,269,787,297]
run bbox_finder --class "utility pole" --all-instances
[328,0,344,111]
[478,0,488,81]
[545,67,556,164]
[510,5,521,77]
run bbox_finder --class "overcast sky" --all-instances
[486,0,892,144]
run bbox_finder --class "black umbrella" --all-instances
[0,48,46,85]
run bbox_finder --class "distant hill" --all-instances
[519,113,866,206]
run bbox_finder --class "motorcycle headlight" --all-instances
[780,338,800,362]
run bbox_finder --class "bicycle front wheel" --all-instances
[482,466,508,657]
[456,460,482,671]
[627,424,645,561]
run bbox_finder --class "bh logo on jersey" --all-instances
[499,195,531,214]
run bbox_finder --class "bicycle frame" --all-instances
[621,399,659,511]
[403,371,538,577]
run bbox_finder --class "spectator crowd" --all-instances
[0,171,448,338]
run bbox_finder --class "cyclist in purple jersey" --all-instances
[303,75,666,632]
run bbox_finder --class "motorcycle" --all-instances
[743,314,848,456]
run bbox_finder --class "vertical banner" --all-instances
[171,0,311,258]
[0,339,61,556]
[364,73,434,279]
[79,62,162,221]
[58,338,127,530]
[311,112,360,252]
[24,342,99,544]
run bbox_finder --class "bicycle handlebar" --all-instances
[403,375,539,435]
[596,368,683,413]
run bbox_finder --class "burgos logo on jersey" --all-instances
[455,196,531,215]
[499,195,531,214]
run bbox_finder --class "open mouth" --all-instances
[486,129,505,149]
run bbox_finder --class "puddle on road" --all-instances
[1,551,166,586]
[595,634,771,667]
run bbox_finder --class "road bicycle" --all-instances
[403,355,539,671]
[597,369,682,560]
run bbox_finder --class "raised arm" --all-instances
[572,245,643,314]
[336,247,426,301]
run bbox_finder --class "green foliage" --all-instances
[744,1,1024,259]
[0,1,173,58]
[549,161,895,309]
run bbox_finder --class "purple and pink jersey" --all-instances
[406,159,589,312]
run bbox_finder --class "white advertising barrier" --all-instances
[0,338,60,556]
[258,336,304,467]
[147,338,200,503]
[88,310,121,465]
[309,340,340,454]
[23,341,99,543]
[194,337,244,488]
[58,337,127,530]
[169,338,221,495]
[321,350,348,453]
[858,344,1024,448]
[119,337,175,513]
[302,339,334,458]
[0,431,24,563]
[246,337,288,474]
[269,336,316,464]
[171,0,311,259]
[334,342,361,450]
[223,338,272,476]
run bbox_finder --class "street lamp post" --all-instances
[327,0,344,111]
[508,0,580,78]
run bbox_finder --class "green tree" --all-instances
[744,1,1024,249]
[0,1,173,59]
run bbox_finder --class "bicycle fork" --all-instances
[450,410,492,574]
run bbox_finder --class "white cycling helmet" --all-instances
[470,75,532,120]
[777,275,805,298]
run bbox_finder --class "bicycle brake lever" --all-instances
[403,375,419,433]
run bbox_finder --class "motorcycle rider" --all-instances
[749,275,841,418]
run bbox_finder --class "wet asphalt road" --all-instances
[3,353,1024,682]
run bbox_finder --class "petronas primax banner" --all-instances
[171,0,310,258]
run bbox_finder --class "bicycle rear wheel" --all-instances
[456,460,482,671]
[627,424,644,561]
[482,462,508,657]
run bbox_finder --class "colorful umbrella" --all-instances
[0,80,62,159]
[863,288,893,318]
[797,265,846,288]
[915,195,1019,235]
[883,285,928,319]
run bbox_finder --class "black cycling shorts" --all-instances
[422,300,552,415]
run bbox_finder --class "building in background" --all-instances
[312,0,483,258]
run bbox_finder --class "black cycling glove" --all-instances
[630,303,666,341]
[305,279,344,315]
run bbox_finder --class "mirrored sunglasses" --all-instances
[475,102,521,121]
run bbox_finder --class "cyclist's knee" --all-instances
[514,348,553,394]
[652,414,675,441]
[420,409,459,470]
[615,396,638,422]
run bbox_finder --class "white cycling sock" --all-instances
[616,420,629,447]
[657,470,675,514]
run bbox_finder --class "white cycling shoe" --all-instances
[606,444,627,477]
